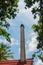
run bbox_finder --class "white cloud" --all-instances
[0,38,19,46]
[26,33,38,55]
[29,35,37,51]
[18,47,20,55]
[18,0,24,5]
[36,59,43,65]
[0,39,8,44]
[18,0,26,9]
[6,18,16,26]
[11,38,19,45]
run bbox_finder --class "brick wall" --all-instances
[0,59,33,65]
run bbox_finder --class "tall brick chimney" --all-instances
[20,24,26,63]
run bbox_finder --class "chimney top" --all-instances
[21,24,24,27]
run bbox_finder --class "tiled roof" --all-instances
[0,59,33,65]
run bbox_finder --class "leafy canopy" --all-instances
[0,43,14,61]
[25,0,43,61]
[0,0,18,42]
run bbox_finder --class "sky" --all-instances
[0,0,43,65]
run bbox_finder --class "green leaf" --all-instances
[32,54,35,59]
[0,43,14,61]
[38,55,43,62]
[0,28,11,42]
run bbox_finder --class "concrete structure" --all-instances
[20,24,26,62]
[0,24,33,65]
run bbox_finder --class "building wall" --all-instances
[0,59,33,65]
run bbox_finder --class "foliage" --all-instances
[0,43,14,61]
[25,0,43,61]
[0,0,18,42]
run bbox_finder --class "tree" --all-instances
[24,0,43,61]
[0,43,14,61]
[0,0,18,42]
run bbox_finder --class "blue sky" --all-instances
[0,0,43,65]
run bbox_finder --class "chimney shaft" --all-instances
[20,24,26,63]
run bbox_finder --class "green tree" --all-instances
[0,43,14,61]
[0,0,18,42]
[25,0,43,61]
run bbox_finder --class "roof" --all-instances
[0,59,33,65]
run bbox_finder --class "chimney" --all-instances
[20,24,26,63]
